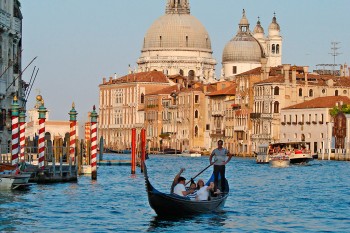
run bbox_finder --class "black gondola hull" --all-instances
[144,163,229,217]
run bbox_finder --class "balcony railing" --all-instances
[210,129,225,136]
[250,113,261,119]
[212,110,225,116]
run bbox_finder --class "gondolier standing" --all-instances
[209,140,232,193]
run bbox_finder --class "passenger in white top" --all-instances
[195,180,215,201]
[173,176,194,197]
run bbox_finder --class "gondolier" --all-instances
[209,140,232,193]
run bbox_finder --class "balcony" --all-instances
[212,110,225,116]
[251,134,271,140]
[234,125,246,132]
[261,113,273,119]
[250,113,261,119]
[210,129,225,137]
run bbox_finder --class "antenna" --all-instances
[329,41,341,75]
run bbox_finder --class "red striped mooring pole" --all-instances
[19,110,26,161]
[141,128,146,173]
[131,128,136,174]
[38,100,47,169]
[69,103,78,164]
[11,96,20,165]
[90,105,98,180]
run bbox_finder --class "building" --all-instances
[98,71,172,150]
[137,0,217,83]
[222,10,282,80]
[280,96,350,156]
[0,0,24,146]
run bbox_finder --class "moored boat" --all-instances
[0,163,31,190]
[180,150,201,157]
[143,162,229,216]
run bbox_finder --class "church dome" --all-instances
[269,15,280,31]
[142,1,212,52]
[222,10,264,63]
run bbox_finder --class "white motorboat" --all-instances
[256,144,270,164]
[0,163,31,190]
[269,154,290,168]
[180,150,201,157]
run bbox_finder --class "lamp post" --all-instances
[170,92,178,156]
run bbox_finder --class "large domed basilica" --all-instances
[137,1,283,82]
[137,0,217,83]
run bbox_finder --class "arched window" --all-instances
[194,110,199,118]
[272,44,276,54]
[185,36,188,47]
[299,88,303,97]
[159,36,162,47]
[276,44,280,54]
[309,89,313,97]
[274,101,279,113]
[179,69,184,76]
[274,86,279,95]
[188,70,195,77]
[335,90,339,96]
[140,93,145,104]
[194,126,198,137]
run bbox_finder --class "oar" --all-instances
[185,161,216,186]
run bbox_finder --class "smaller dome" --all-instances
[253,18,264,34]
[269,15,280,31]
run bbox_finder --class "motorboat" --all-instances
[0,163,31,190]
[264,142,313,165]
[256,144,270,164]
[180,150,201,157]
[269,154,290,168]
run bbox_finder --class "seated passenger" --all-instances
[170,168,185,193]
[173,176,194,197]
[195,180,215,201]
[186,180,198,200]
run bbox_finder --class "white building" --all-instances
[137,0,217,83]
[222,10,282,80]
[280,96,350,157]
[0,0,23,146]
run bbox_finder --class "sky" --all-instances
[21,0,350,122]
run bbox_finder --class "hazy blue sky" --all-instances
[21,0,350,121]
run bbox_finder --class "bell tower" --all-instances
[166,0,190,14]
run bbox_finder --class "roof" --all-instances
[283,96,350,110]
[101,71,169,85]
[147,85,179,96]
[207,84,236,96]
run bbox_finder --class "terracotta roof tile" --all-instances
[147,85,179,95]
[283,96,350,110]
[101,71,169,85]
[207,84,236,96]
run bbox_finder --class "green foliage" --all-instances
[329,104,350,117]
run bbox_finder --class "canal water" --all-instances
[1,154,350,232]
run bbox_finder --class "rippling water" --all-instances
[1,155,350,232]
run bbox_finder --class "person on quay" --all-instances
[209,140,232,193]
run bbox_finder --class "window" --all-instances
[276,44,280,54]
[335,90,339,96]
[322,89,326,94]
[344,90,347,94]
[195,95,199,103]
[272,44,275,54]
[299,88,302,97]
[274,101,279,113]
[309,89,313,97]
[274,86,279,95]
[179,69,184,76]
[185,36,188,47]
[206,124,210,130]
[159,36,162,47]
[188,70,195,77]
[140,93,145,104]
[194,126,198,137]
[195,110,199,118]
[232,66,237,74]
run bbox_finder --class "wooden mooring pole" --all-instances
[131,128,136,174]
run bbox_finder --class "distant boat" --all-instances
[163,148,182,154]
[180,150,201,157]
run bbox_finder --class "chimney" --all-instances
[103,77,106,84]
[292,66,297,85]
[303,66,309,85]
[283,64,291,84]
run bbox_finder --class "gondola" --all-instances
[143,162,229,216]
